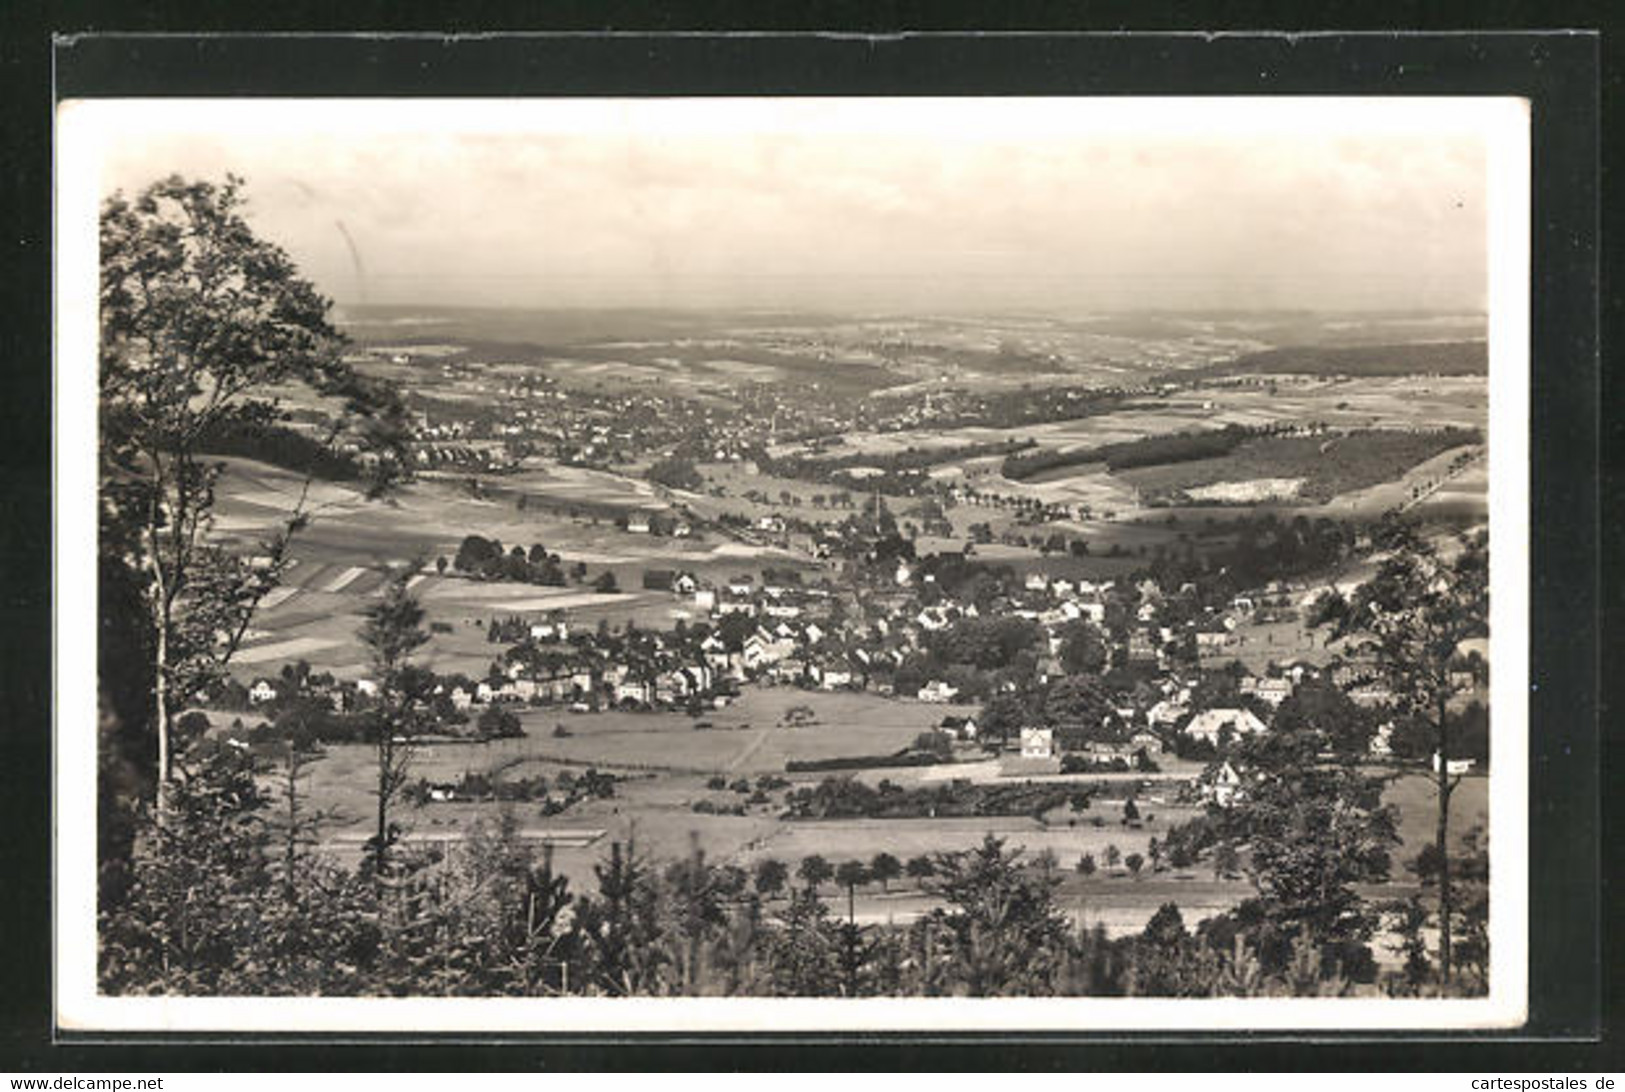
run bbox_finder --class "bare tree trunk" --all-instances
[1436,692,1454,988]
[153,613,170,819]
[375,732,392,877]
[147,515,172,822]
[284,740,301,903]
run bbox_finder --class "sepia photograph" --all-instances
[54,94,1531,1032]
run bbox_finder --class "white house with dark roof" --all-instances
[1201,761,1246,807]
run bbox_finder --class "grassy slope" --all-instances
[1118,431,1481,504]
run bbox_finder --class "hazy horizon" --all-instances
[88,98,1497,315]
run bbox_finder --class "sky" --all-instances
[80,98,1507,315]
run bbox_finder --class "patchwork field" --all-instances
[210,311,1492,950]
[294,736,1475,941]
[491,461,672,513]
[213,458,830,678]
[1116,433,1481,507]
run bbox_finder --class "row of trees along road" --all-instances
[98,173,411,837]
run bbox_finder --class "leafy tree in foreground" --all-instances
[99,174,408,818]
[927,834,1071,996]
[97,745,273,993]
[765,887,841,996]
[1220,724,1399,982]
[357,568,431,879]
[569,840,669,996]
[1318,518,1488,985]
[1128,903,1218,997]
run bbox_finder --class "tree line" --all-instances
[100,735,1486,998]
[1000,424,1267,481]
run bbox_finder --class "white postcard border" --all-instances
[53,95,1531,1033]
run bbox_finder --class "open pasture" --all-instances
[499,461,671,511]
[215,457,709,571]
[1116,434,1481,508]
[211,458,823,675]
[231,635,345,665]
[744,797,1207,872]
[1406,461,1489,522]
[1387,771,1489,858]
[827,872,1253,935]
[1204,615,1338,673]
[692,461,885,519]
[1193,375,1486,431]
[293,718,1489,940]
[498,690,979,776]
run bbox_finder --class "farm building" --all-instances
[1241,672,1293,708]
[1020,726,1056,760]
[1129,730,1165,754]
[1147,699,1187,727]
[1369,721,1395,758]
[1183,707,1267,744]
[1200,761,1246,808]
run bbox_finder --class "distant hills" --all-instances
[1168,340,1488,381]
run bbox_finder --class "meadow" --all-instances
[298,740,1234,930]
[214,458,825,677]
[501,689,981,775]
[1117,430,1481,506]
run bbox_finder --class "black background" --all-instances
[1,9,1612,1073]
